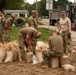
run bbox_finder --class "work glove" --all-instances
[67,33,71,39]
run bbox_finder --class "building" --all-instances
[4,10,28,17]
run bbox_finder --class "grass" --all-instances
[10,26,23,41]
[10,27,51,42]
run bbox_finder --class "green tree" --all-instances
[0,0,25,12]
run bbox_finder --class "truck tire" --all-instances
[14,17,25,27]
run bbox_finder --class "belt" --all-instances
[62,30,68,33]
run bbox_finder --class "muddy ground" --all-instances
[0,41,76,75]
[0,62,76,75]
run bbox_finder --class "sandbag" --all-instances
[14,17,25,27]
[26,52,33,63]
[52,57,59,68]
[0,48,6,62]
[60,55,70,65]
[61,64,75,72]
[37,41,46,48]
[35,51,43,63]
[70,50,76,62]
[4,51,14,62]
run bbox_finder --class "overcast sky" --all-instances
[27,0,74,4]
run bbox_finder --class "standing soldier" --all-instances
[58,10,71,53]
[28,10,38,30]
[4,14,15,43]
[28,10,42,54]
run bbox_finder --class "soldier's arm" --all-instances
[68,19,71,33]
[57,20,61,33]
[48,39,52,50]
[29,19,35,28]
[5,21,11,30]
[25,34,33,50]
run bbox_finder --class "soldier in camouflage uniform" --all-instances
[43,30,64,67]
[28,10,42,54]
[58,10,71,53]
[28,10,38,30]
[18,27,41,62]
[0,11,4,43]
[4,14,15,43]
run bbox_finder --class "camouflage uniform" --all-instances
[28,16,38,30]
[4,19,11,43]
[0,13,4,44]
[59,17,71,53]
[28,15,40,54]
[43,35,63,67]
[18,27,38,61]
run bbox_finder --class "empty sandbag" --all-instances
[61,64,75,72]
[32,55,39,64]
[4,51,14,62]
[26,52,33,63]
[0,48,6,62]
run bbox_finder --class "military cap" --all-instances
[36,32,42,38]
[61,10,66,15]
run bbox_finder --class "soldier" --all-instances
[28,10,38,30]
[0,11,4,43]
[18,27,41,62]
[28,10,42,54]
[43,30,63,68]
[4,14,15,43]
[58,10,71,53]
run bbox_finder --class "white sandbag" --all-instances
[41,46,49,52]
[61,64,75,72]
[52,57,59,68]
[37,41,46,48]
[32,55,39,64]
[10,43,18,62]
[26,52,33,63]
[70,50,76,62]
[60,55,69,65]
[35,51,43,63]
[0,48,6,62]
[4,51,14,62]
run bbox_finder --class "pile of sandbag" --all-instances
[35,41,49,63]
[0,41,19,63]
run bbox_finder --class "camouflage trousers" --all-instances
[18,32,26,61]
[0,33,4,44]
[31,39,37,54]
[42,51,63,67]
[3,30,10,43]
[62,31,71,53]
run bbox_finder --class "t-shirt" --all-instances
[28,16,38,30]
[19,27,37,39]
[59,17,71,31]
[48,35,63,53]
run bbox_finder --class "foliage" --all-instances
[0,0,25,11]
[10,26,22,41]
[37,28,51,42]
